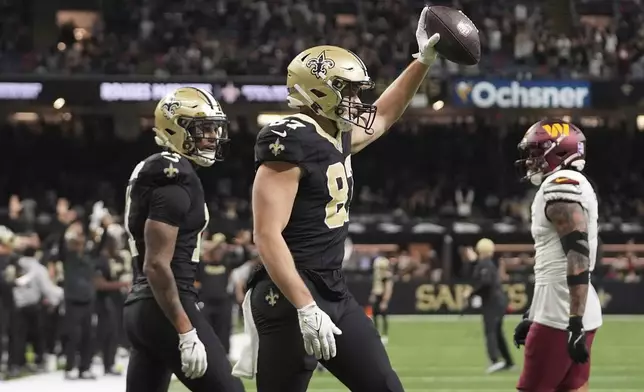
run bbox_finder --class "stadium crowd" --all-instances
[2,118,644,224]
[2,0,644,79]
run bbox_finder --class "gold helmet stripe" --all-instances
[188,86,214,110]
[346,49,368,76]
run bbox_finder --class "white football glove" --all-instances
[412,6,441,65]
[297,302,342,360]
[178,329,208,379]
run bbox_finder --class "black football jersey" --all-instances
[255,114,353,271]
[124,152,209,303]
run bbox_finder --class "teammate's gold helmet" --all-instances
[287,45,376,131]
[373,256,390,271]
[153,87,229,167]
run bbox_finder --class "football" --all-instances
[424,6,481,65]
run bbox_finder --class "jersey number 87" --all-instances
[324,156,353,229]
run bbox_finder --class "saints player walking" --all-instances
[234,6,441,392]
[122,87,244,392]
[513,119,602,392]
[370,256,394,345]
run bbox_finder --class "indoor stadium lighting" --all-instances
[74,28,87,40]
[432,100,445,111]
[53,98,66,109]
[257,113,292,127]
[637,115,644,131]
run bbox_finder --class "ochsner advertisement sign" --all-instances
[453,79,591,109]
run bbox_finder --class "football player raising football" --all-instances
[233,6,440,392]
[514,119,602,392]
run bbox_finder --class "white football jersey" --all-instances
[528,169,603,331]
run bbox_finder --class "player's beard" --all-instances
[335,96,362,133]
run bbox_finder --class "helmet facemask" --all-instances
[516,142,551,186]
[516,138,586,186]
[331,78,377,132]
[291,76,377,133]
[178,116,230,167]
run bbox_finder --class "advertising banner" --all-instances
[346,280,644,315]
[452,79,592,109]
[0,79,289,105]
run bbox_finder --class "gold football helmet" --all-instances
[287,45,376,131]
[373,256,390,271]
[153,87,229,167]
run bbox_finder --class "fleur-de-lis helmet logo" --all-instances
[306,51,336,79]
[161,100,181,120]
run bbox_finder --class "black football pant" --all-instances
[202,298,232,354]
[372,294,389,336]
[482,306,513,366]
[97,299,119,371]
[64,301,94,372]
[123,297,245,392]
[9,304,45,369]
[44,305,64,356]
[251,278,404,392]
[0,302,9,365]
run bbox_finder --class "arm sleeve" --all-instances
[36,265,63,307]
[470,263,492,295]
[147,185,191,227]
[94,257,109,279]
[542,177,583,204]
[255,127,305,167]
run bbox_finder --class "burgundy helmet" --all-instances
[516,119,587,185]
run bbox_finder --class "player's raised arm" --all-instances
[252,161,314,308]
[143,185,193,334]
[351,7,440,154]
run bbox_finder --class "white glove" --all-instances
[412,6,441,65]
[178,329,208,379]
[471,295,482,309]
[297,302,342,360]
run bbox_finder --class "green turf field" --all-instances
[170,315,644,392]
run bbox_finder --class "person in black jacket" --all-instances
[61,220,103,380]
[195,232,249,355]
[94,226,131,376]
[467,238,514,374]
[0,226,18,379]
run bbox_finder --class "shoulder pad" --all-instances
[255,116,312,166]
[542,175,583,203]
[137,152,193,187]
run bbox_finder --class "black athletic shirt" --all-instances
[253,114,353,299]
[124,152,209,303]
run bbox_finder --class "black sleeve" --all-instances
[254,124,306,167]
[94,256,109,279]
[89,225,109,258]
[147,185,191,227]
[470,262,493,296]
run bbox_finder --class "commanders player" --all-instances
[513,119,602,392]
[235,6,440,392]
[122,87,244,392]
[369,256,394,344]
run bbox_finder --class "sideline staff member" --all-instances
[467,238,514,374]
